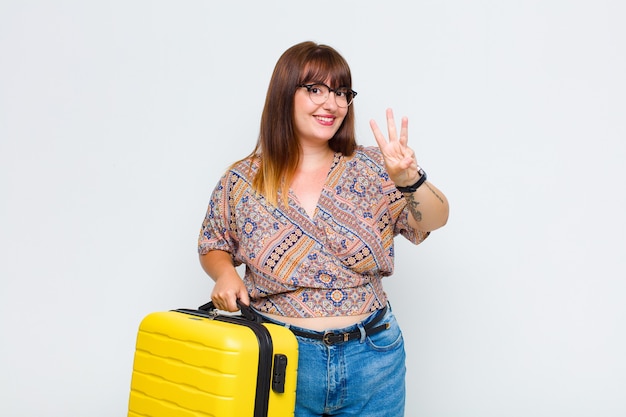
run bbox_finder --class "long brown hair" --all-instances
[240,41,357,206]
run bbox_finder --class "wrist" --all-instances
[395,167,427,193]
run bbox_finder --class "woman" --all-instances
[198,41,449,417]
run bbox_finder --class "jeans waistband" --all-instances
[258,306,389,346]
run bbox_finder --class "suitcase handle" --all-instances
[198,300,262,323]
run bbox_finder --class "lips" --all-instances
[315,115,335,126]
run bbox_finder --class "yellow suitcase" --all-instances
[128,302,298,417]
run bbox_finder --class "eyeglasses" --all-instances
[298,83,357,108]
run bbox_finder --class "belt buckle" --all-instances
[323,331,349,346]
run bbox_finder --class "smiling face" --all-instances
[292,80,348,147]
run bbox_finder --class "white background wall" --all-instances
[1,1,625,416]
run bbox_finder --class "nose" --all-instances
[323,91,339,110]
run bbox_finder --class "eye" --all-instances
[309,84,328,96]
[335,88,350,98]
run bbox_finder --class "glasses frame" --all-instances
[298,83,358,107]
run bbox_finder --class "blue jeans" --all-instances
[266,306,406,417]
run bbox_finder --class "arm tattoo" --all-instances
[425,183,445,204]
[403,192,423,222]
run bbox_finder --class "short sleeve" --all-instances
[197,173,240,259]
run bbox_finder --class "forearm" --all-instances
[199,249,239,281]
[402,181,449,232]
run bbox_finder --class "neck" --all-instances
[298,145,334,172]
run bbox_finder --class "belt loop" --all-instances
[358,322,366,343]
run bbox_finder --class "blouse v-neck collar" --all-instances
[287,152,342,220]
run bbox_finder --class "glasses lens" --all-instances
[334,87,352,108]
[308,84,329,104]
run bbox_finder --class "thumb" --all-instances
[237,288,250,306]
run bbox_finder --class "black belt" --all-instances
[288,306,389,346]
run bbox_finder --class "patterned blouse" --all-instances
[198,146,428,318]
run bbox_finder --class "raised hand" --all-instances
[369,108,420,187]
